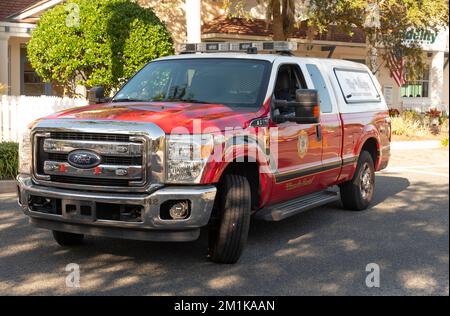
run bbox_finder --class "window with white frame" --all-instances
[401,66,430,98]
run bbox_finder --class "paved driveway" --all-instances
[0,147,448,295]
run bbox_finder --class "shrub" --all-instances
[439,112,449,126]
[391,116,427,137]
[441,117,449,133]
[389,108,400,117]
[442,137,449,148]
[0,142,19,180]
[426,108,442,119]
[391,110,431,138]
[27,0,174,95]
[391,109,449,138]
[402,110,423,122]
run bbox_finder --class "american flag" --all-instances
[386,50,406,87]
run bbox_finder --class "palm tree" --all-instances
[266,0,296,40]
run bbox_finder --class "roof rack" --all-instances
[178,41,298,55]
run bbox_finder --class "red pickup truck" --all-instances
[17,42,391,263]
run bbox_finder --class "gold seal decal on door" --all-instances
[297,130,309,159]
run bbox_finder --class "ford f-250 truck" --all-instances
[17,41,390,263]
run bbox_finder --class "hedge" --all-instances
[0,142,19,180]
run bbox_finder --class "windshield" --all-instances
[113,58,271,109]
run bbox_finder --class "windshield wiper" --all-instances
[111,98,146,103]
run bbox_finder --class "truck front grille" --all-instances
[50,132,130,142]
[47,153,143,165]
[33,131,148,190]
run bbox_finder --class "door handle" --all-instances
[316,124,322,142]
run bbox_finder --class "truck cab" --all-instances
[17,41,391,263]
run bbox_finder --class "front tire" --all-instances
[208,174,251,264]
[52,230,84,246]
[340,151,375,211]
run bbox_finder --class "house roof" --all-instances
[0,0,42,21]
[202,17,366,44]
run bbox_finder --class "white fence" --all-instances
[399,97,449,113]
[0,95,87,142]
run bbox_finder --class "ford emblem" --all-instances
[67,150,101,169]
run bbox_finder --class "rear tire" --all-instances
[208,174,251,264]
[340,151,375,211]
[52,230,84,246]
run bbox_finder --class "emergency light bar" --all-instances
[178,41,298,54]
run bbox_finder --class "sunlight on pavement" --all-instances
[399,270,438,292]
[208,275,243,289]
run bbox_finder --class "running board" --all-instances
[255,190,340,221]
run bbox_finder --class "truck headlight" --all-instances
[166,134,214,183]
[18,126,32,175]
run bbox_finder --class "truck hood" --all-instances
[45,101,268,133]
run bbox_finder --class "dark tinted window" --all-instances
[306,64,333,113]
[114,59,271,109]
[274,64,307,101]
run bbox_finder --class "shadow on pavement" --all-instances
[0,174,448,296]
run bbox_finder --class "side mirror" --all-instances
[273,89,320,124]
[294,89,320,124]
[88,86,109,105]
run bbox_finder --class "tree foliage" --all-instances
[28,0,174,95]
[224,0,449,76]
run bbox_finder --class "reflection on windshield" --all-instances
[113,59,270,109]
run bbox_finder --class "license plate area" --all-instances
[28,196,144,223]
[62,199,95,221]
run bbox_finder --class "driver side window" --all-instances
[273,64,307,116]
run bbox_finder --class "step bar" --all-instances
[255,190,340,221]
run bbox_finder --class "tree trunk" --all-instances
[272,0,286,40]
[282,0,295,39]
[367,33,378,74]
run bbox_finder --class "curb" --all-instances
[0,180,17,194]
[391,140,442,150]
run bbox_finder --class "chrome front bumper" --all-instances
[16,175,217,242]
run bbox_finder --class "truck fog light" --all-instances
[169,201,189,219]
[160,200,191,220]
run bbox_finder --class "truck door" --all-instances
[305,63,343,187]
[268,62,324,205]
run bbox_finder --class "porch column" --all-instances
[185,0,201,43]
[0,36,9,93]
[430,51,445,109]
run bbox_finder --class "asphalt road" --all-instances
[0,147,448,296]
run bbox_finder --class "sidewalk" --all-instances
[0,180,16,194]
[390,140,443,150]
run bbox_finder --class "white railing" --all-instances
[0,95,88,142]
